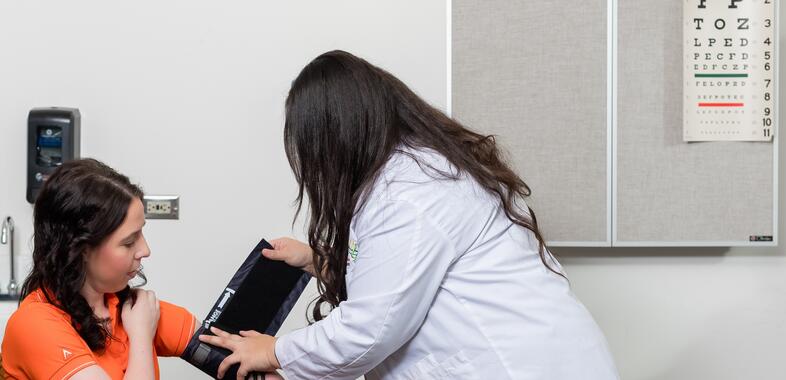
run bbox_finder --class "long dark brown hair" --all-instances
[19,158,146,351]
[284,50,562,322]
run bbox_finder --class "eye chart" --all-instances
[684,0,776,142]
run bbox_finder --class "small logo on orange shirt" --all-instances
[62,348,72,360]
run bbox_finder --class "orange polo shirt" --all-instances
[1,289,196,380]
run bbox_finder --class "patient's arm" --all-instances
[70,365,112,380]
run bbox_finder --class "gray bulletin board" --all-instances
[615,0,777,246]
[451,0,611,246]
[451,0,778,247]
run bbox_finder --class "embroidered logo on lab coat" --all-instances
[347,240,359,264]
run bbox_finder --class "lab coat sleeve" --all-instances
[274,198,457,380]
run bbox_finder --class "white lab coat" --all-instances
[275,146,619,380]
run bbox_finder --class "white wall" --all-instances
[0,1,446,378]
[1,2,785,380]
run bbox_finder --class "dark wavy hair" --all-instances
[19,158,146,351]
[284,50,564,322]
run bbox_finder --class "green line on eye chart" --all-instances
[695,73,748,78]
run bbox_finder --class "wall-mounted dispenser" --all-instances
[27,107,80,203]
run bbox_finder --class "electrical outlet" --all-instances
[147,201,171,214]
[143,195,179,220]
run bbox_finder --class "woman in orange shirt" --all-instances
[1,159,198,380]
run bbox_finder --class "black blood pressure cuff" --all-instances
[180,238,311,379]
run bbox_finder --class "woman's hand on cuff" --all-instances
[262,237,316,276]
[199,326,281,379]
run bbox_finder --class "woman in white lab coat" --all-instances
[200,50,619,380]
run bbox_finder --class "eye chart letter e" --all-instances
[684,0,776,142]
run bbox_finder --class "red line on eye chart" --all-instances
[697,103,745,107]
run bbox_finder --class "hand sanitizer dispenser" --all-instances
[27,107,80,203]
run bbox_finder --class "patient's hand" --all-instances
[262,237,315,276]
[122,289,160,343]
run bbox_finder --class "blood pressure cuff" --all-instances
[180,238,311,379]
